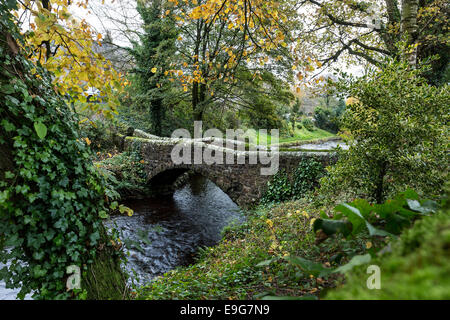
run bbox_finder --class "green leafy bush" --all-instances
[313,189,438,239]
[313,103,344,134]
[79,119,119,153]
[301,118,316,131]
[261,170,292,204]
[320,59,449,203]
[97,150,149,199]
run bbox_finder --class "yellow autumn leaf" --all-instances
[346,97,360,106]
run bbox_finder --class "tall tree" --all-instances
[296,0,449,83]
[130,0,177,135]
[164,0,297,122]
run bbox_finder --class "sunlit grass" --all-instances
[249,123,335,145]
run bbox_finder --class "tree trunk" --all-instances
[374,161,387,204]
[192,81,201,121]
[401,0,419,66]
[151,98,163,136]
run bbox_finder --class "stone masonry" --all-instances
[123,133,336,208]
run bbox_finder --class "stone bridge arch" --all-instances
[122,134,335,208]
[145,164,247,206]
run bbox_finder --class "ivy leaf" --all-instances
[336,203,391,237]
[34,122,47,139]
[32,265,47,278]
[256,258,277,267]
[284,255,332,278]
[98,210,109,219]
[4,171,14,179]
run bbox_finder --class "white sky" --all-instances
[71,0,141,47]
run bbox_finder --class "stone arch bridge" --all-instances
[121,130,335,208]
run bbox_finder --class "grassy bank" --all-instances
[278,127,335,145]
[251,125,335,146]
[135,200,364,300]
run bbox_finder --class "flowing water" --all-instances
[109,174,243,286]
[294,140,349,151]
[0,174,243,299]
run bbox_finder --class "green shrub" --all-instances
[313,104,344,133]
[313,189,438,239]
[97,150,149,199]
[301,118,316,131]
[79,119,118,153]
[320,59,449,203]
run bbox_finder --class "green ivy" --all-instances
[0,4,120,299]
[261,157,326,204]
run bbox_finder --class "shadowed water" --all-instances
[106,174,243,286]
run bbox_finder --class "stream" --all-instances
[107,174,243,286]
[294,140,349,151]
[0,174,243,299]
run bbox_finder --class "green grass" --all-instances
[249,124,335,146]
[279,127,335,144]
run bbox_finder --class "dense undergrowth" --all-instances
[96,150,149,200]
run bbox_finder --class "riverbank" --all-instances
[135,193,449,300]
[135,199,349,299]
[248,126,335,146]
